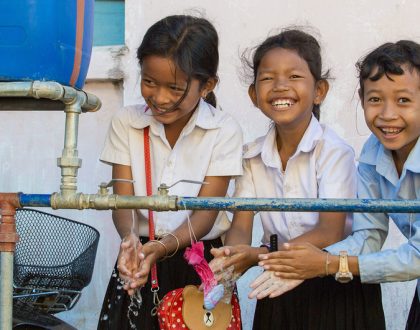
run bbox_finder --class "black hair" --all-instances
[243,28,329,120]
[137,15,219,108]
[357,40,420,98]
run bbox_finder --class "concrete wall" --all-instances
[1,1,419,329]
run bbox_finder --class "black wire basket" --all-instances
[13,208,100,313]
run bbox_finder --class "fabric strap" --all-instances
[143,126,159,291]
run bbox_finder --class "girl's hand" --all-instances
[210,245,261,275]
[248,270,303,299]
[125,241,165,295]
[117,233,143,284]
[258,242,327,279]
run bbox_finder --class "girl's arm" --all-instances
[211,211,269,275]
[257,242,361,279]
[288,211,346,248]
[129,175,231,290]
[111,164,149,237]
[225,211,254,245]
[111,164,138,238]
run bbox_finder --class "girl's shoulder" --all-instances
[242,135,266,159]
[110,103,152,129]
[197,101,242,132]
[311,124,355,166]
[318,124,354,153]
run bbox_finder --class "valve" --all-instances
[98,179,135,195]
[158,180,208,196]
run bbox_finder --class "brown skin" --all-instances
[260,66,420,281]
[211,49,346,276]
[257,242,360,279]
[115,55,227,295]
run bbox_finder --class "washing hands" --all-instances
[117,232,145,296]
[249,270,303,299]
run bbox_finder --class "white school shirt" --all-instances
[100,99,243,239]
[234,116,357,245]
[327,134,420,299]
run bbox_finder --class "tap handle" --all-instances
[99,179,135,191]
[269,234,278,252]
[165,179,208,189]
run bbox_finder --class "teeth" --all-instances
[380,127,402,134]
[272,99,293,108]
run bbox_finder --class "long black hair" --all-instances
[137,15,219,107]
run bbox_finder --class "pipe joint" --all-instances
[50,192,88,210]
[31,81,64,100]
[0,198,19,252]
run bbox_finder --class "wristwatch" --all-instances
[335,251,353,283]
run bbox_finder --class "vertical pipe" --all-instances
[0,252,13,330]
[58,96,83,195]
[0,196,19,330]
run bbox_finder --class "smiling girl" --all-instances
[97,15,243,330]
[210,29,385,329]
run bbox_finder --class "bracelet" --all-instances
[163,233,180,258]
[149,239,168,259]
[325,252,331,276]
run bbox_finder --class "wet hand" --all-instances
[257,242,326,279]
[249,270,303,299]
[117,233,143,284]
[126,241,162,295]
[211,245,259,275]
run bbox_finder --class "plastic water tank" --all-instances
[0,0,94,89]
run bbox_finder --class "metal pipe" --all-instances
[58,98,82,195]
[0,252,14,330]
[0,196,19,330]
[18,193,420,213]
[0,81,101,112]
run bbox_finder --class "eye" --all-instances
[259,76,273,82]
[290,74,302,79]
[367,96,381,103]
[170,85,186,92]
[142,78,155,86]
[397,97,410,104]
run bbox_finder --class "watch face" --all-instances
[335,272,353,283]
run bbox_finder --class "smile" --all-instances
[379,127,403,135]
[271,98,295,109]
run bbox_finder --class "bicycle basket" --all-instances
[13,209,100,295]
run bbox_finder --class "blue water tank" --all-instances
[0,0,94,89]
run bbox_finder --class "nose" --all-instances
[378,102,398,120]
[272,77,289,92]
[152,86,171,106]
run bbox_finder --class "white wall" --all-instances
[1,1,419,329]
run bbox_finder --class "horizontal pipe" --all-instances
[178,197,420,213]
[0,81,101,113]
[16,193,420,213]
[18,193,51,207]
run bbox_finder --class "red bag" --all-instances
[157,285,241,330]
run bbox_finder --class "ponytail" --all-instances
[203,91,217,108]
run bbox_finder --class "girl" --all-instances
[211,29,385,329]
[257,40,420,330]
[98,15,243,329]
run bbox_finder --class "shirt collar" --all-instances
[359,135,420,184]
[248,115,323,168]
[129,99,222,136]
[296,116,324,153]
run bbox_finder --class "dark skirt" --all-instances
[253,276,385,330]
[406,291,420,330]
[97,236,222,330]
